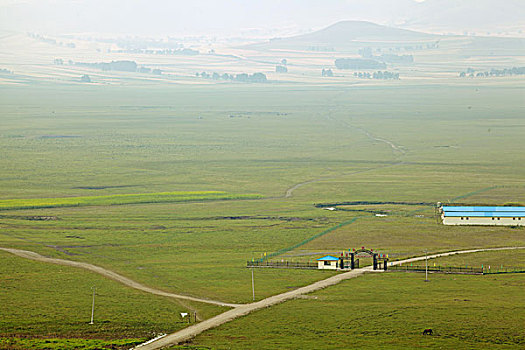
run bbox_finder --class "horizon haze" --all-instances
[1,0,524,38]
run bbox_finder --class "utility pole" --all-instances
[251,267,255,301]
[90,286,96,324]
[425,250,429,282]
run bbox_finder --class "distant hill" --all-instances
[247,20,525,56]
[248,21,439,52]
[293,21,436,43]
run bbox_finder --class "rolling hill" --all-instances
[248,20,440,52]
[247,20,525,58]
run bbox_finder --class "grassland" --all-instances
[0,338,144,350]
[289,214,525,261]
[427,249,525,270]
[0,251,225,350]
[1,78,524,348]
[0,200,341,303]
[0,191,261,211]
[183,273,525,349]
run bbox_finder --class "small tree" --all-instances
[250,73,267,83]
[235,73,249,82]
[322,68,333,77]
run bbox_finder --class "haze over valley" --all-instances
[1,1,524,350]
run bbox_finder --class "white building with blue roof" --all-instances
[316,255,340,270]
[440,206,525,226]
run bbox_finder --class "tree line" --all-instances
[353,71,400,80]
[58,60,162,75]
[358,48,414,64]
[459,67,525,78]
[196,72,267,83]
[109,48,199,56]
[335,58,387,70]
[28,33,75,48]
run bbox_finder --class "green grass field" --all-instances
[427,249,525,270]
[1,79,524,348]
[0,251,225,350]
[182,273,525,349]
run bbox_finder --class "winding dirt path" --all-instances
[134,246,525,349]
[0,247,240,308]
[325,113,406,156]
[284,162,404,198]
[354,126,406,155]
[283,114,406,198]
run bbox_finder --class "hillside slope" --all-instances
[247,20,525,56]
[248,20,439,52]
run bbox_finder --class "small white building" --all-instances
[441,206,525,226]
[317,255,339,270]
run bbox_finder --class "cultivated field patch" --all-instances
[0,191,262,211]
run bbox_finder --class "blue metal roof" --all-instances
[442,206,525,217]
[317,255,339,261]
[442,206,525,212]
[444,212,525,217]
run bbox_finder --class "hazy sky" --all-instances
[1,0,524,37]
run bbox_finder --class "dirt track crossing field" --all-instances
[0,247,240,308]
[134,246,524,349]
[2,246,523,350]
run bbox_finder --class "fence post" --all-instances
[251,268,255,301]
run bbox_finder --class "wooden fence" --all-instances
[247,261,525,274]
[484,266,525,274]
[247,260,318,269]
[389,264,483,275]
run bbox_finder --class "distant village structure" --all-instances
[439,205,525,226]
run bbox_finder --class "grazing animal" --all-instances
[422,328,433,335]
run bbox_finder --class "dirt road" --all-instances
[0,247,240,308]
[2,245,523,350]
[134,246,525,349]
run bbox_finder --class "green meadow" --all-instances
[1,81,524,348]
[182,273,525,350]
[0,250,225,350]
[427,249,525,270]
